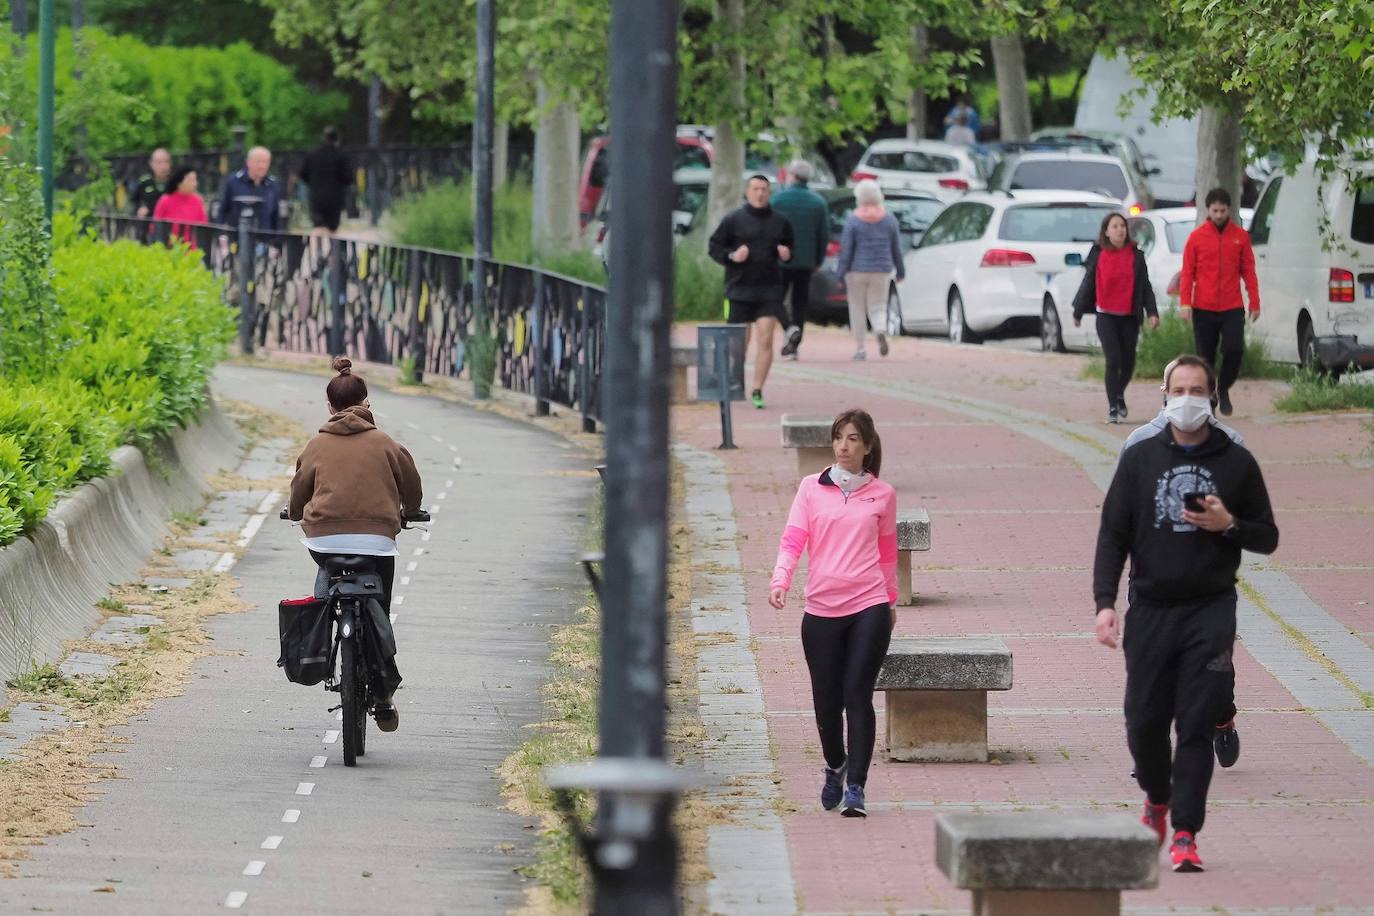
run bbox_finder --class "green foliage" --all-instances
[388,178,536,264]
[536,249,605,286]
[0,27,347,161]
[0,159,232,545]
[1274,369,1374,413]
[674,242,725,323]
[1082,311,1286,382]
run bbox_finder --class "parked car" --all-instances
[1248,158,1374,374]
[1040,205,1256,353]
[808,189,946,327]
[987,145,1155,215]
[577,132,713,226]
[1029,127,1157,183]
[849,139,988,203]
[589,168,711,267]
[896,190,1122,342]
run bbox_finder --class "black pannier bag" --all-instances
[277,596,332,685]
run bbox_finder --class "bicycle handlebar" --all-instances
[277,507,431,526]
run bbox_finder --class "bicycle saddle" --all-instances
[323,555,379,578]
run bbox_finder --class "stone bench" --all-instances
[779,414,833,477]
[875,637,1012,762]
[671,344,697,405]
[936,812,1158,916]
[896,508,931,606]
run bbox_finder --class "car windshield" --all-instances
[998,204,1121,242]
[865,151,959,174]
[1165,219,1196,253]
[1010,161,1130,200]
[674,145,711,172]
[887,197,945,234]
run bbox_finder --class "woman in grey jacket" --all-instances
[837,180,906,359]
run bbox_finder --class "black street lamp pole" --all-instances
[471,0,495,383]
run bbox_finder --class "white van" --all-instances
[1075,54,1197,206]
[1249,159,1374,373]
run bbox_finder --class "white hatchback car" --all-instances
[896,190,1122,342]
[850,139,988,204]
[988,148,1154,216]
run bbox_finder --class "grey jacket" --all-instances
[1120,412,1243,455]
[837,212,905,280]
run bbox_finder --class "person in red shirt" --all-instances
[1179,188,1261,416]
[1073,212,1160,423]
[152,165,208,250]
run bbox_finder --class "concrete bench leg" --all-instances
[897,550,913,606]
[972,889,1120,916]
[794,446,832,478]
[670,364,690,405]
[886,689,988,762]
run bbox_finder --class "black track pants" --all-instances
[783,268,813,339]
[1192,308,1246,396]
[1096,313,1139,409]
[1123,590,1237,834]
[801,603,892,787]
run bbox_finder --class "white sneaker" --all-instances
[853,349,866,361]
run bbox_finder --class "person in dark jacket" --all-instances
[217,146,282,231]
[300,126,354,235]
[709,174,795,409]
[771,160,828,361]
[1093,354,1278,874]
[131,147,172,219]
[1072,212,1160,423]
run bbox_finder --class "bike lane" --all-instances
[7,364,596,914]
[673,327,1374,913]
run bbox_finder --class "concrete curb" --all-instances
[0,403,243,681]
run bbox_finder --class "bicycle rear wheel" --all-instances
[340,633,366,765]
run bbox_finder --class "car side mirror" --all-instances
[1064,252,1084,267]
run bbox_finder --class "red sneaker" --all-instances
[1170,830,1204,872]
[1141,800,1168,847]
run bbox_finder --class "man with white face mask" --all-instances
[1093,354,1278,874]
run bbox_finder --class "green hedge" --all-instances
[0,159,233,544]
[1085,310,1287,382]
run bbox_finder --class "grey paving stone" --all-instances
[0,702,71,760]
[91,614,164,647]
[170,549,220,572]
[58,651,118,678]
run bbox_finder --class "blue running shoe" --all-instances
[840,784,866,818]
[821,760,846,810]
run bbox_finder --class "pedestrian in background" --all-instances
[708,174,795,410]
[943,111,976,147]
[837,180,905,360]
[218,146,282,232]
[131,147,171,219]
[770,409,897,819]
[152,165,208,250]
[1179,188,1261,416]
[943,95,981,137]
[1094,354,1278,873]
[1072,211,1159,423]
[771,159,829,361]
[300,126,354,235]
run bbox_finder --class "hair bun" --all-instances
[332,356,353,376]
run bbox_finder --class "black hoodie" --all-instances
[1093,424,1278,609]
[708,203,796,302]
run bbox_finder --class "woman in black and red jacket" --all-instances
[1073,212,1160,423]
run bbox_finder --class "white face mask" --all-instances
[1164,395,1212,433]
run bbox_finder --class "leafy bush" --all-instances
[1085,311,1287,381]
[0,158,233,544]
[1274,369,1374,413]
[388,177,536,264]
[674,242,725,322]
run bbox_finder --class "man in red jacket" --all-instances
[1179,188,1261,416]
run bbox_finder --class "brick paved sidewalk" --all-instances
[674,325,1374,914]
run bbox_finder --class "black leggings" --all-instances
[782,268,813,337]
[1097,313,1139,409]
[1192,308,1246,396]
[801,603,892,787]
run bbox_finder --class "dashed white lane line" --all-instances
[421,530,432,542]
[400,576,411,586]
[429,504,442,514]
[261,836,283,850]
[256,491,282,514]
[296,782,315,796]
[436,491,447,500]
[431,434,444,443]
[323,730,339,744]
[309,755,327,768]
[282,809,300,824]
[393,595,405,607]
[225,891,248,908]
[212,552,236,573]
[243,861,266,877]
[237,513,266,547]
[412,547,425,557]
[407,422,420,430]
[446,479,454,488]
[406,561,418,573]
[448,444,458,452]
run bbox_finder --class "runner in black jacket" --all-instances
[1093,355,1277,873]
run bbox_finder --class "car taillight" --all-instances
[980,249,1036,267]
[825,240,840,258]
[938,178,969,191]
[1128,204,1142,216]
[1167,271,1180,297]
[849,170,878,183]
[596,224,608,244]
[1330,268,1355,303]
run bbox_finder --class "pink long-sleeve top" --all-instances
[770,469,898,617]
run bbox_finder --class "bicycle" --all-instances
[279,508,430,766]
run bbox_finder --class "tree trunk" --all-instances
[531,83,581,256]
[990,34,1032,141]
[493,120,509,190]
[1194,104,1243,221]
[705,0,746,254]
[906,25,929,141]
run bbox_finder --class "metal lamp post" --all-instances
[36,0,54,222]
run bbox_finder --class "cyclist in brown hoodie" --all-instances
[289,357,424,729]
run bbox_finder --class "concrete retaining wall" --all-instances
[0,404,243,681]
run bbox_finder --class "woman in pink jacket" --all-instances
[769,408,897,817]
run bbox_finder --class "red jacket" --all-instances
[1179,219,1260,312]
